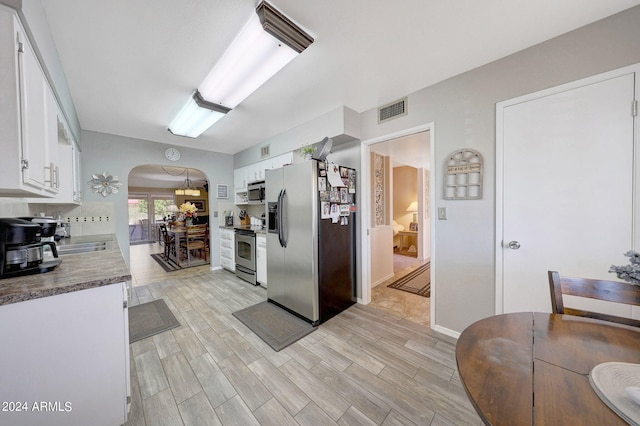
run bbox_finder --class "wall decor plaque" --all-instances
[217,184,229,199]
[444,149,483,200]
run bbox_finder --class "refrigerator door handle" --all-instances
[281,188,288,247]
[277,189,286,248]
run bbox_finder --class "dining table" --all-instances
[165,226,186,267]
[456,312,640,425]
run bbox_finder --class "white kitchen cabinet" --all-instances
[270,152,293,169]
[219,227,235,271]
[256,233,267,286]
[234,166,248,190]
[27,118,82,204]
[0,7,60,197]
[0,283,130,426]
[233,152,293,205]
[53,139,81,204]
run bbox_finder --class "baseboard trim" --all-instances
[431,324,460,340]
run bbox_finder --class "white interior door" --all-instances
[498,69,636,314]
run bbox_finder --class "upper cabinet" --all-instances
[51,118,82,204]
[0,7,63,198]
[234,152,293,204]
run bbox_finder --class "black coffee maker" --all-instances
[0,218,61,278]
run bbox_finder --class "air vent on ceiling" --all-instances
[378,97,407,123]
[260,145,270,158]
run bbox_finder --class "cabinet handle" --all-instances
[44,162,55,187]
[21,159,29,170]
[54,165,59,188]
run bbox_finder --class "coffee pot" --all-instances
[0,218,61,278]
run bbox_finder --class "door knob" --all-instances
[507,241,520,250]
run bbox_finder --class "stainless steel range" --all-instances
[235,228,257,285]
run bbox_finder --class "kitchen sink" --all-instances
[56,236,113,256]
[57,241,109,255]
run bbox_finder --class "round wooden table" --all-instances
[456,312,640,425]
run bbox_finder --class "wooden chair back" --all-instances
[181,225,208,262]
[548,271,640,327]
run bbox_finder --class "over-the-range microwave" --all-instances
[247,181,265,204]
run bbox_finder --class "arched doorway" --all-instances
[127,165,208,244]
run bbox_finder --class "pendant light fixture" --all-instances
[175,168,201,197]
[167,1,313,138]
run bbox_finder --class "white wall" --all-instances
[234,106,361,168]
[358,5,640,333]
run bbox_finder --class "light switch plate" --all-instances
[438,207,447,220]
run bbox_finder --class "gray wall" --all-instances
[358,5,640,332]
[81,130,234,266]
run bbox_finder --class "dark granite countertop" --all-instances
[0,234,131,306]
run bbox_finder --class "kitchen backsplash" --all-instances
[0,199,115,236]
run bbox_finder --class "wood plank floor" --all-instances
[125,269,481,425]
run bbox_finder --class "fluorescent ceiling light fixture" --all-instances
[199,1,313,109]
[168,91,231,138]
[167,1,312,138]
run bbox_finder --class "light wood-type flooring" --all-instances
[125,260,480,425]
[129,243,431,327]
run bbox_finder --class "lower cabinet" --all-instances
[0,283,130,426]
[219,228,235,271]
[256,234,267,286]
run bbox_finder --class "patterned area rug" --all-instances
[150,253,208,272]
[387,262,431,297]
[150,253,180,272]
[233,301,316,351]
[129,299,180,343]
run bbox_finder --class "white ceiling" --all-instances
[41,0,640,156]
[128,165,207,189]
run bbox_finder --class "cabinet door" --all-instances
[257,235,267,285]
[234,166,247,189]
[18,27,48,191]
[72,141,82,201]
[17,24,58,194]
[0,283,129,425]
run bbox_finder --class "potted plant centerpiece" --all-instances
[179,202,198,226]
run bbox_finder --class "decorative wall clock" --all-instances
[165,147,181,161]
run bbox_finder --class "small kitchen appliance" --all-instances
[0,218,62,278]
[247,180,265,204]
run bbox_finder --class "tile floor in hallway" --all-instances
[125,268,481,426]
[368,259,431,327]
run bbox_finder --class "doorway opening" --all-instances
[361,125,433,326]
[127,165,211,286]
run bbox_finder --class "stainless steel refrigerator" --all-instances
[265,160,356,325]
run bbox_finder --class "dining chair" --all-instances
[180,225,208,264]
[548,271,640,327]
[158,223,175,261]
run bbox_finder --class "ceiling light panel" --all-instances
[167,1,313,138]
[199,13,297,109]
[168,95,226,138]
